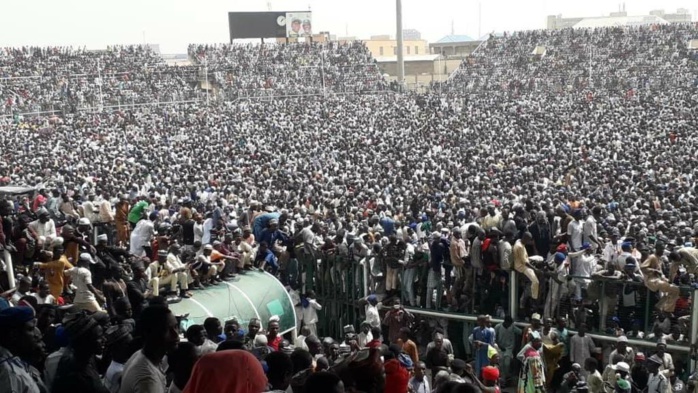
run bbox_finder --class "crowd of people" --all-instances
[188,41,388,99]
[0,45,202,114]
[0,22,696,393]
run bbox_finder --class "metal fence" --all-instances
[311,250,697,370]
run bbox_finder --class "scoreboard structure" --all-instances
[228,11,312,41]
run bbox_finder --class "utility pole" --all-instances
[97,58,104,110]
[396,0,405,90]
[478,2,482,39]
[588,47,593,89]
[204,53,210,107]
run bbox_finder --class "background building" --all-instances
[429,35,482,58]
[547,8,692,29]
[340,34,430,58]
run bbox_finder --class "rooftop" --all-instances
[573,15,669,28]
[374,54,441,63]
[434,35,476,44]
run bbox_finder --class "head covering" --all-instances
[97,234,108,242]
[487,345,498,360]
[105,325,132,347]
[482,366,500,382]
[397,353,413,369]
[617,336,628,343]
[183,350,267,393]
[531,313,541,321]
[554,252,567,263]
[64,313,99,341]
[77,217,91,226]
[635,353,646,362]
[0,306,35,328]
[79,253,96,264]
[648,354,663,365]
[613,362,630,373]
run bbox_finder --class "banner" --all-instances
[285,12,312,38]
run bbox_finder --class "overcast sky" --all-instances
[1,0,695,53]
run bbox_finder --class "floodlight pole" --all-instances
[97,59,104,111]
[396,0,405,91]
[205,53,210,107]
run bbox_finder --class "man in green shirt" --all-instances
[128,198,149,229]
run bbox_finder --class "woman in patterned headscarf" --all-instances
[518,333,546,393]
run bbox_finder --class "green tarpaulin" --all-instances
[169,270,296,335]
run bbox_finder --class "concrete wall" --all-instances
[361,39,430,57]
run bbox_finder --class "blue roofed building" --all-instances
[430,34,482,57]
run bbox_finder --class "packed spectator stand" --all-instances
[0,23,697,393]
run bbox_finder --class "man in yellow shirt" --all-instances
[34,248,73,299]
[513,232,540,300]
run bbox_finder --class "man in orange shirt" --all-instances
[34,247,73,299]
[398,327,419,364]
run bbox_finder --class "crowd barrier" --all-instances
[311,251,698,370]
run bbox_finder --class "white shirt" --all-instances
[104,360,125,393]
[567,220,583,250]
[28,219,56,239]
[193,223,204,243]
[294,335,308,351]
[575,253,597,278]
[198,339,218,356]
[603,240,621,264]
[33,293,56,305]
[130,220,154,256]
[202,218,213,244]
[10,290,30,306]
[647,372,670,393]
[659,352,674,377]
[583,216,598,249]
[119,350,167,393]
[68,267,96,303]
[409,376,431,393]
[44,347,68,390]
[357,331,373,348]
[165,254,186,274]
[365,304,380,328]
[301,299,322,325]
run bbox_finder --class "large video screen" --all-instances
[228,11,313,41]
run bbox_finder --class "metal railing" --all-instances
[311,251,697,369]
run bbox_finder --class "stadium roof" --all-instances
[375,54,441,63]
[573,15,669,28]
[434,35,476,44]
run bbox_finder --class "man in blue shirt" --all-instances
[255,242,279,275]
[258,218,288,249]
[253,211,281,240]
[379,213,396,236]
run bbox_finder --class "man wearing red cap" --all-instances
[482,366,501,393]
